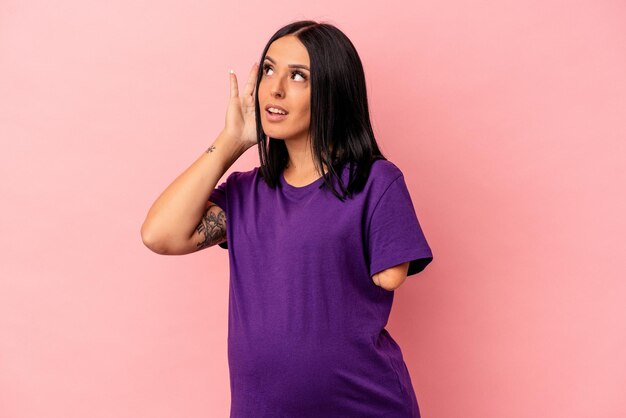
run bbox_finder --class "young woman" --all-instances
[142,20,434,418]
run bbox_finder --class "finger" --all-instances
[243,62,259,97]
[230,69,239,98]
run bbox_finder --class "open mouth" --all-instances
[265,107,289,121]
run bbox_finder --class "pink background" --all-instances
[1,1,625,417]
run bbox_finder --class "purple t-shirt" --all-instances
[209,159,433,417]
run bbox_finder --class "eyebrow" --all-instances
[264,56,310,71]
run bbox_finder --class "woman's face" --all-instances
[258,35,311,142]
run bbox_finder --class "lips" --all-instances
[265,104,289,114]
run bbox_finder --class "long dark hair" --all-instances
[254,20,387,202]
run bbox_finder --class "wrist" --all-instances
[213,131,247,163]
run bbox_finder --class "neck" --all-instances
[283,136,333,177]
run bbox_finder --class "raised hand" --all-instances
[223,63,260,149]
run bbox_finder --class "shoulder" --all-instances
[225,166,260,186]
[364,159,404,195]
[368,159,403,181]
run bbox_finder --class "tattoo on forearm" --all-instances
[206,145,216,153]
[195,204,227,249]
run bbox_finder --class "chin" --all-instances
[263,126,308,142]
[263,126,289,137]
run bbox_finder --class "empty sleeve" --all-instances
[208,179,229,250]
[365,175,433,277]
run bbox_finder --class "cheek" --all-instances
[296,93,310,116]
[257,81,269,98]
[294,101,310,119]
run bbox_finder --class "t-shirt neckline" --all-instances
[280,170,326,192]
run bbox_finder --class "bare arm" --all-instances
[140,130,248,255]
[372,261,410,291]
[141,63,259,255]
[190,199,228,252]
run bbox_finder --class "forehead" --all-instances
[265,36,310,65]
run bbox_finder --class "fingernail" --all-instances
[229,69,234,74]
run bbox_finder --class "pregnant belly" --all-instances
[227,331,411,417]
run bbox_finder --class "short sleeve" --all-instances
[365,175,433,277]
[208,178,229,250]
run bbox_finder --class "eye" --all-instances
[292,70,307,81]
[262,63,308,81]
[262,63,274,76]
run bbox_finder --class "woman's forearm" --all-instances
[140,129,249,253]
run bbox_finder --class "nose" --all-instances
[270,78,284,98]
[271,86,284,98]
